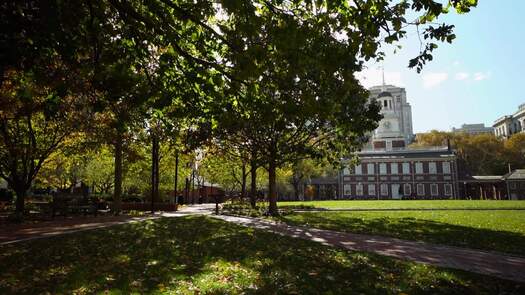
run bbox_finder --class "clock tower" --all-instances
[365,84,414,151]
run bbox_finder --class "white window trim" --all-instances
[356,183,363,196]
[391,163,398,175]
[380,184,388,196]
[429,162,437,174]
[415,162,423,174]
[442,162,451,174]
[367,163,375,175]
[402,163,410,175]
[379,163,387,175]
[368,184,376,196]
[355,164,362,175]
[343,184,351,196]
[403,184,411,196]
[444,184,452,196]
[431,184,439,196]
[417,184,425,196]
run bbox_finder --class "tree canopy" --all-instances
[1,0,479,215]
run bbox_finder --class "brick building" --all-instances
[339,147,459,199]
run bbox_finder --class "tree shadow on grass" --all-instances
[0,216,523,294]
[279,212,525,256]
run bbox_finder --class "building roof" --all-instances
[460,170,525,182]
[472,176,503,180]
[504,169,525,180]
[493,115,513,126]
[460,175,504,183]
[356,147,454,159]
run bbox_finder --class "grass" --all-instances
[279,210,525,256]
[278,200,525,210]
[1,216,524,294]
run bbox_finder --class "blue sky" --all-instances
[356,1,525,133]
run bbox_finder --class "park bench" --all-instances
[51,195,99,218]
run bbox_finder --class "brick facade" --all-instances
[339,148,459,200]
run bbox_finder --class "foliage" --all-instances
[197,0,478,215]
[36,148,89,191]
[1,216,522,294]
[504,133,525,170]
[83,146,115,194]
[288,158,330,200]
[0,70,86,213]
[412,131,525,175]
[1,0,480,214]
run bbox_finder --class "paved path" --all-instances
[0,204,215,245]
[213,214,525,283]
[0,215,161,245]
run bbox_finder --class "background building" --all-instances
[340,148,459,200]
[493,103,525,138]
[452,123,494,135]
[366,84,414,151]
[304,84,525,201]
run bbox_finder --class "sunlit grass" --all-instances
[278,200,525,210]
[1,216,523,294]
[280,210,525,255]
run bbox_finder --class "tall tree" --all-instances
[0,70,85,214]
[210,0,477,215]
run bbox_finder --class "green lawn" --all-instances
[278,200,525,210]
[279,210,525,256]
[1,216,524,294]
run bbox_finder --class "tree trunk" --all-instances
[268,149,278,216]
[113,132,123,215]
[250,160,257,208]
[212,185,219,215]
[241,162,246,202]
[191,170,195,204]
[184,177,189,204]
[151,134,159,214]
[174,150,179,204]
[292,178,300,201]
[14,186,26,216]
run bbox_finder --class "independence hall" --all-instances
[306,84,525,200]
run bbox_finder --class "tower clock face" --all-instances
[383,121,391,130]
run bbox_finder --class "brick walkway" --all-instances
[0,215,160,245]
[213,214,525,283]
[0,205,211,245]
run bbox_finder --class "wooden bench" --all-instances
[51,196,98,218]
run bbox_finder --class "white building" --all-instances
[365,84,414,151]
[452,123,494,135]
[493,103,525,138]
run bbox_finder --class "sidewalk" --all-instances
[0,215,160,245]
[213,214,525,283]
[0,204,214,245]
